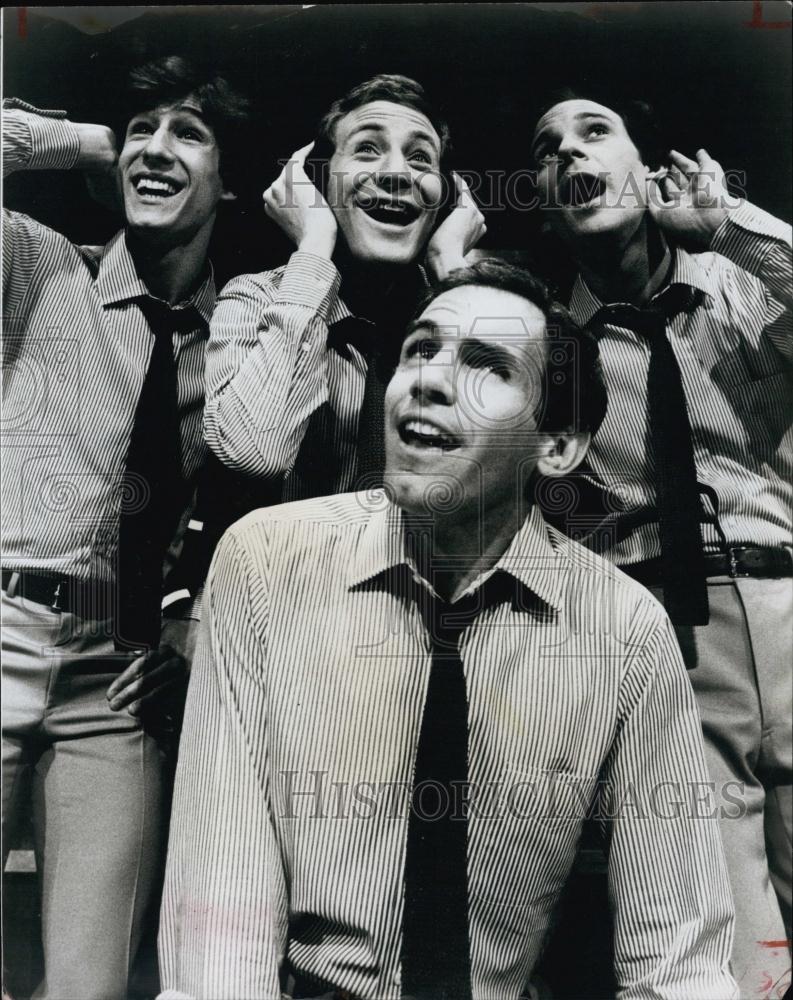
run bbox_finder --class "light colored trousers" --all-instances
[652,576,792,999]
[2,588,165,1000]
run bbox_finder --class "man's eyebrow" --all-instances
[346,122,439,148]
[461,337,516,369]
[131,105,208,123]
[533,110,613,147]
[404,318,439,339]
[174,105,209,122]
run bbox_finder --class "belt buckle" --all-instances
[726,546,744,578]
[50,580,65,612]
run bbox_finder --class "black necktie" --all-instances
[605,290,709,626]
[401,589,477,1000]
[332,316,402,491]
[115,299,187,650]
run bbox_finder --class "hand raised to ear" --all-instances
[647,149,740,250]
[262,141,338,259]
[426,172,487,282]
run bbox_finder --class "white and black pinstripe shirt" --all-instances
[159,492,736,1000]
[205,254,425,501]
[2,103,214,583]
[569,202,792,565]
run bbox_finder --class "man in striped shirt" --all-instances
[2,57,247,998]
[159,261,736,999]
[531,92,792,995]
[204,74,486,507]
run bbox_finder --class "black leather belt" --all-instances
[622,545,793,588]
[2,569,115,613]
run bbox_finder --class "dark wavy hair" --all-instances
[415,258,608,435]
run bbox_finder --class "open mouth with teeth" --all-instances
[399,418,461,451]
[560,173,606,208]
[358,199,421,227]
[133,175,183,199]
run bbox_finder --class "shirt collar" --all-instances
[348,496,566,614]
[95,230,216,323]
[569,245,713,328]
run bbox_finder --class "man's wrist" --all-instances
[297,232,336,259]
[426,247,466,283]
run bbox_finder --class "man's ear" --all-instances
[535,431,591,478]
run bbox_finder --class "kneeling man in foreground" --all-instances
[159,260,736,1000]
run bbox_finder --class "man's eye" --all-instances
[409,149,433,166]
[535,146,558,164]
[465,347,511,379]
[587,123,609,137]
[406,338,438,361]
[355,141,379,156]
[129,121,154,136]
[178,127,204,141]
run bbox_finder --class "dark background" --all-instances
[4,2,792,293]
[3,5,792,997]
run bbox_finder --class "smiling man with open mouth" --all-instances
[203,74,487,516]
[2,55,250,1000]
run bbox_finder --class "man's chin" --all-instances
[384,468,468,518]
[553,205,645,244]
[340,222,429,267]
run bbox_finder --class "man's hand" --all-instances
[75,122,118,173]
[107,618,197,719]
[263,141,338,259]
[647,148,740,250]
[426,172,487,282]
[75,122,122,214]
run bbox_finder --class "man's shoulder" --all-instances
[546,523,668,622]
[220,491,375,552]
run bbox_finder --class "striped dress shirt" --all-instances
[2,102,214,583]
[568,202,792,566]
[204,255,425,501]
[159,492,736,1000]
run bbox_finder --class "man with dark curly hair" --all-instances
[2,55,248,998]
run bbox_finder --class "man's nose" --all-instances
[557,132,587,166]
[141,125,175,164]
[376,150,412,191]
[410,348,456,406]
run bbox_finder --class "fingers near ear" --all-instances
[668,149,698,175]
[696,148,715,169]
[293,141,315,164]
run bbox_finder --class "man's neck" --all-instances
[406,501,524,604]
[576,216,671,307]
[127,224,213,305]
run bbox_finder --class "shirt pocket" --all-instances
[719,370,793,468]
[469,764,599,909]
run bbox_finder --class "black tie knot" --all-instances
[601,285,697,338]
[138,297,198,338]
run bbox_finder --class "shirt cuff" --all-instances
[3,98,80,171]
[710,199,793,275]
[276,250,341,321]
